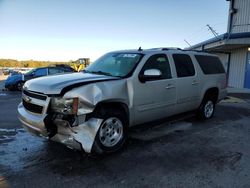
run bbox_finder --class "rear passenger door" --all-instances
[34,68,48,78]
[134,53,176,124]
[172,54,200,113]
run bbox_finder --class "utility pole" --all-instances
[206,24,219,38]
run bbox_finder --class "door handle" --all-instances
[165,84,175,89]
[192,81,199,85]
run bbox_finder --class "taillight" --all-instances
[222,76,227,89]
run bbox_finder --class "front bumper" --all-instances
[18,103,103,153]
[18,103,48,137]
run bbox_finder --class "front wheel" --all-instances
[92,108,127,155]
[197,98,215,120]
[16,82,24,91]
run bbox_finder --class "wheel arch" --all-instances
[202,87,219,103]
[86,100,130,126]
[16,80,25,90]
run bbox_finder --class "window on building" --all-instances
[140,54,172,80]
[195,55,225,74]
[173,54,195,77]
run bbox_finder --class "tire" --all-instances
[197,96,216,120]
[92,108,127,155]
[16,82,24,91]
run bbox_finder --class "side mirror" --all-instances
[139,69,162,82]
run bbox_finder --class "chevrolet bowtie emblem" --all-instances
[23,95,32,102]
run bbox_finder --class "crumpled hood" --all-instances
[24,72,119,95]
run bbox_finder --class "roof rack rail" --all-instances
[182,49,204,53]
[138,46,143,51]
[146,47,182,51]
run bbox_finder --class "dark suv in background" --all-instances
[5,65,75,91]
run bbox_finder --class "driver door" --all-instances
[134,53,177,125]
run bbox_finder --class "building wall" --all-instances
[215,53,229,72]
[228,47,247,88]
[231,0,250,33]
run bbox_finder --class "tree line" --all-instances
[0,59,71,68]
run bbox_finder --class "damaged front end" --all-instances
[46,113,103,153]
[18,76,129,153]
[18,90,104,153]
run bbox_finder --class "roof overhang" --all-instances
[187,32,250,53]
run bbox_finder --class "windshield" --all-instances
[85,53,143,77]
[25,69,35,75]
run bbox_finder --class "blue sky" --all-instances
[0,0,229,61]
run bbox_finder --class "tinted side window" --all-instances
[140,54,172,80]
[61,67,74,72]
[34,68,47,76]
[195,55,225,74]
[173,54,195,77]
[49,67,63,75]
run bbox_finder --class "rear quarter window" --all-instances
[195,55,225,74]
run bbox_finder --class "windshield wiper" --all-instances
[84,70,121,78]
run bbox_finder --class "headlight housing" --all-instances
[50,97,78,114]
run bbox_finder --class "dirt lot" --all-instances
[1,81,250,188]
[0,76,7,81]
[0,75,7,80]
[0,75,7,90]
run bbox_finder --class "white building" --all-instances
[188,0,250,89]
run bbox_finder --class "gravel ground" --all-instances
[0,75,7,81]
[0,75,7,90]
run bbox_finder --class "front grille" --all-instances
[23,90,47,101]
[23,99,43,114]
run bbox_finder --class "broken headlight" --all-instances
[50,97,78,114]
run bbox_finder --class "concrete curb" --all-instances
[221,96,247,103]
[227,87,250,94]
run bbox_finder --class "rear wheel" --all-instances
[197,97,216,120]
[92,108,127,155]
